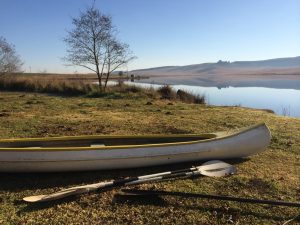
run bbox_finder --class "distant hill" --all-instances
[132,56,300,76]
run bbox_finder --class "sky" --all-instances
[0,0,299,73]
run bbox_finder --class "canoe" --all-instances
[0,123,271,172]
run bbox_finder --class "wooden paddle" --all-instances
[23,160,236,203]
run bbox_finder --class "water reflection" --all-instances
[125,82,300,118]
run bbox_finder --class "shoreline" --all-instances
[136,74,300,90]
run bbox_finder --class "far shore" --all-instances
[4,72,300,89]
[136,73,300,90]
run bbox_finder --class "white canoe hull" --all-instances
[0,123,271,172]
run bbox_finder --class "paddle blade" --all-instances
[23,182,106,203]
[23,194,49,203]
[23,188,89,203]
[198,160,236,177]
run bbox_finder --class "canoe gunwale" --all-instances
[0,123,269,152]
[0,148,214,162]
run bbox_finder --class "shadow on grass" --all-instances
[12,158,259,217]
[17,189,168,214]
[0,158,249,192]
[0,158,250,193]
[85,91,124,99]
[112,194,300,223]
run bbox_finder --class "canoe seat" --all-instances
[90,143,105,147]
[23,147,42,148]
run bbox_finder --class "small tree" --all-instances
[64,5,135,92]
[103,37,135,90]
[0,36,23,75]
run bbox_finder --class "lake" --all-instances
[125,81,300,118]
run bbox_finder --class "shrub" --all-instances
[125,85,142,93]
[177,89,194,103]
[177,89,205,104]
[193,94,206,104]
[158,85,176,100]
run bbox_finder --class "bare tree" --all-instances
[0,36,23,75]
[64,6,111,91]
[103,37,135,90]
[64,5,135,92]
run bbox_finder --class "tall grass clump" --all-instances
[144,86,159,99]
[176,89,205,104]
[158,84,177,100]
[113,84,143,93]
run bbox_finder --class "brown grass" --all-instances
[0,74,96,95]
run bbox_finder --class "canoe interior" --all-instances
[0,134,217,148]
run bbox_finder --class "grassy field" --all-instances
[0,91,299,224]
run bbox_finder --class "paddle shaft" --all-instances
[23,160,235,202]
[104,170,202,188]
[115,160,235,186]
[121,189,300,208]
[136,167,197,180]
[23,170,204,202]
[96,162,232,189]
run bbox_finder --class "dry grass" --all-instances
[0,74,205,104]
[0,91,299,224]
[0,74,96,95]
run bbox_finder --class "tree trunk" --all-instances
[99,60,106,92]
[104,72,110,90]
[97,72,102,92]
[104,57,111,91]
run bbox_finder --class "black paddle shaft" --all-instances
[121,189,300,208]
[111,171,200,187]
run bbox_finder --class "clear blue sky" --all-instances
[0,0,299,73]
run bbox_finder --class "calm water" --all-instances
[124,82,300,118]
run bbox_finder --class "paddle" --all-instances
[23,160,235,203]
[118,189,300,208]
